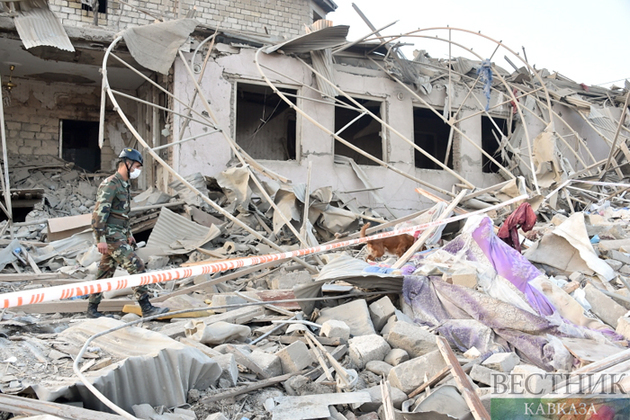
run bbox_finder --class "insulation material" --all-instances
[215,166,253,213]
[122,19,198,74]
[531,126,572,188]
[145,206,220,255]
[30,318,221,414]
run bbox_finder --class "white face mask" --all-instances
[129,168,142,180]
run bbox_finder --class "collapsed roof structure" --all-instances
[0,1,630,419]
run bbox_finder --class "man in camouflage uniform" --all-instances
[88,148,169,318]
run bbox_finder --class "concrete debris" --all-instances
[2,8,630,420]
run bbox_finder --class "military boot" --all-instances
[87,302,107,318]
[138,296,169,318]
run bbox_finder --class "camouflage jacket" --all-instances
[91,172,131,243]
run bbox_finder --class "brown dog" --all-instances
[360,222,415,261]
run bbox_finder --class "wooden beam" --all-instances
[17,299,135,314]
[436,336,490,420]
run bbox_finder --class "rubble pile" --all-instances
[1,13,630,420]
[2,171,630,419]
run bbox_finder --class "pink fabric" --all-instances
[497,202,536,253]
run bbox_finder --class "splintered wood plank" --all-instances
[17,299,135,314]
[436,336,490,420]
[122,304,211,319]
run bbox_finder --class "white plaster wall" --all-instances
[172,46,510,215]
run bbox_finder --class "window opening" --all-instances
[413,107,453,169]
[82,0,107,14]
[61,120,101,172]
[235,83,297,161]
[481,116,513,173]
[334,97,383,165]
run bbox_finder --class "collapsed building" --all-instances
[0,1,630,420]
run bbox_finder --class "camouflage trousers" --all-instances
[88,241,149,304]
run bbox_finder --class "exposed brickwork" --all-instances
[1,78,121,171]
[49,0,322,38]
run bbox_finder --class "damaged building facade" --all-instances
[1,0,627,219]
[2,2,630,420]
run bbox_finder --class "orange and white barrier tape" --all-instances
[0,194,527,309]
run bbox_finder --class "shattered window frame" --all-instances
[233,80,300,162]
[412,106,454,170]
[481,114,514,174]
[333,95,387,166]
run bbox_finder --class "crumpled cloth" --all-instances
[402,276,565,371]
[497,202,536,253]
[471,216,556,317]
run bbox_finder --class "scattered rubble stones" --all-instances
[388,350,447,393]
[275,340,314,373]
[384,321,437,358]
[481,352,521,373]
[348,334,391,369]
[368,296,396,332]
[320,319,350,340]
[316,300,376,336]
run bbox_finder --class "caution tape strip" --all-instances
[0,194,527,309]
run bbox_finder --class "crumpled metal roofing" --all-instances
[263,25,349,54]
[146,206,221,255]
[13,0,74,52]
[29,318,221,414]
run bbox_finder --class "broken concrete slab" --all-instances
[160,305,264,338]
[470,364,506,387]
[481,352,520,372]
[276,340,315,373]
[249,350,283,378]
[387,350,447,394]
[316,300,376,336]
[583,283,627,328]
[213,353,239,388]
[319,320,350,341]
[184,320,251,345]
[511,364,552,395]
[361,384,407,411]
[384,348,409,366]
[607,250,630,265]
[267,392,371,420]
[384,321,437,358]
[365,360,393,377]
[368,296,396,331]
[268,270,312,289]
[348,334,391,369]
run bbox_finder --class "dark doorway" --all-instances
[413,107,453,169]
[61,120,101,172]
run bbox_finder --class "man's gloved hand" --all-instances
[128,236,137,249]
[97,242,108,255]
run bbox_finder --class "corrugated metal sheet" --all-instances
[146,206,220,255]
[14,0,74,52]
[263,25,349,54]
[30,318,221,414]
